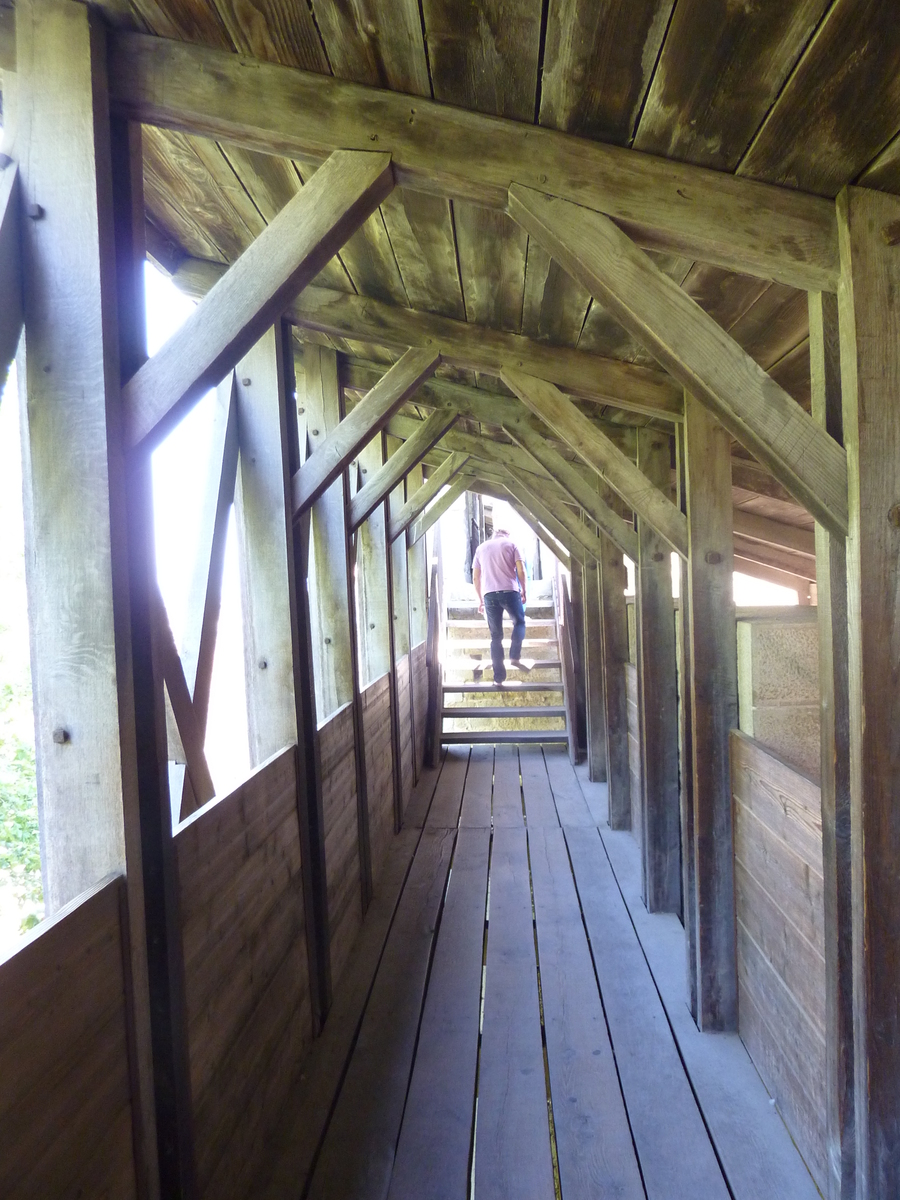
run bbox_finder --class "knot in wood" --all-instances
[881,220,900,247]
[651,551,665,562]
[888,504,900,528]
[242,377,251,386]
[705,550,722,565]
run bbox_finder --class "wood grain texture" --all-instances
[600,535,632,829]
[293,347,440,514]
[502,368,689,557]
[318,704,362,990]
[685,394,739,1030]
[124,150,394,449]
[635,429,681,915]
[108,30,841,288]
[509,185,849,538]
[837,185,900,1200]
[0,876,137,1199]
[310,0,430,97]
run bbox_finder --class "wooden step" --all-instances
[441,730,569,744]
[445,638,558,651]
[443,682,564,693]
[442,705,567,719]
[444,660,563,675]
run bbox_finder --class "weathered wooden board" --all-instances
[475,826,555,1200]
[544,742,595,827]
[387,826,490,1200]
[519,742,559,827]
[362,674,396,886]
[458,742,494,828]
[491,743,524,827]
[426,744,470,829]
[319,704,362,989]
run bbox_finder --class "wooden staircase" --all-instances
[440,581,569,745]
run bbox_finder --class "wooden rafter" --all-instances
[105,31,839,290]
[501,367,688,559]
[0,162,22,381]
[387,451,468,542]
[123,149,395,450]
[464,476,574,574]
[508,185,849,538]
[348,402,457,531]
[505,465,605,565]
[501,472,587,567]
[292,346,440,516]
[175,258,680,420]
[408,475,468,545]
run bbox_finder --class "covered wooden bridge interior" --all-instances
[1,0,899,1195]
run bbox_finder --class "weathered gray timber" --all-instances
[389,452,468,542]
[684,394,739,1030]
[600,533,632,829]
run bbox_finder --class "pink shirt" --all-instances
[473,535,525,594]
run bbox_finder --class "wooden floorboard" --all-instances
[426,746,470,829]
[475,826,555,1200]
[306,826,456,1200]
[519,743,560,828]
[491,744,524,827]
[575,765,822,1200]
[458,743,494,828]
[544,744,595,827]
[530,825,646,1200]
[565,826,731,1200]
[402,751,445,829]
[387,826,490,1200]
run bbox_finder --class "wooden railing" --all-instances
[423,561,443,767]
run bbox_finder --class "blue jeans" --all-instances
[484,590,526,683]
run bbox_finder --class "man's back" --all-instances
[473,535,523,594]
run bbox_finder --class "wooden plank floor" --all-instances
[265,743,822,1200]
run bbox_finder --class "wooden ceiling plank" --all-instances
[738,0,900,197]
[679,263,770,336]
[501,366,689,558]
[309,0,430,98]
[540,0,675,145]
[727,282,810,371]
[731,509,816,558]
[127,0,233,49]
[634,0,830,172]
[210,0,329,71]
[510,184,848,537]
[0,162,23,383]
[768,337,812,412]
[732,555,812,598]
[521,240,592,348]
[454,201,528,333]
[107,32,840,289]
[732,532,816,582]
[125,149,394,449]
[388,451,469,542]
[348,402,458,531]
[293,346,440,515]
[379,189,466,320]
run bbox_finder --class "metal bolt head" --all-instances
[52,727,70,744]
[324,637,332,645]
[651,551,665,563]
[241,377,251,386]
[297,406,305,415]
[311,428,320,437]
[258,657,268,670]
[705,550,722,565]
[27,203,45,220]
[369,623,376,630]
[889,504,900,528]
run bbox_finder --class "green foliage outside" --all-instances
[0,679,42,931]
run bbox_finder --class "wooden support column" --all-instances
[355,434,393,686]
[836,185,900,1200]
[583,557,607,782]
[683,393,739,1031]
[233,324,330,1025]
[569,558,588,759]
[809,289,854,1200]
[635,430,681,914]
[599,533,631,829]
[387,435,411,824]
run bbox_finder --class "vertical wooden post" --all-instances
[583,558,608,782]
[684,393,738,1031]
[809,288,854,1200]
[387,435,413,809]
[599,533,631,828]
[836,185,900,1200]
[635,430,681,914]
[233,324,330,1027]
[569,557,588,759]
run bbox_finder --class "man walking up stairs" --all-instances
[472,527,530,685]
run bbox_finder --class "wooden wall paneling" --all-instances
[836,185,900,1200]
[583,555,608,782]
[600,532,631,829]
[361,674,396,887]
[0,160,22,381]
[625,661,643,844]
[318,704,363,988]
[684,393,739,1031]
[635,429,681,915]
[0,876,139,1198]
[233,323,330,1028]
[15,9,174,1194]
[508,185,848,539]
[809,288,854,1200]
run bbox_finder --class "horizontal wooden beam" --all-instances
[509,185,849,538]
[384,413,557,489]
[291,346,439,516]
[502,367,689,559]
[175,257,680,419]
[388,451,468,542]
[733,532,816,582]
[123,150,394,449]
[107,31,839,290]
[408,474,468,545]
[501,412,639,560]
[0,162,23,381]
[731,509,816,558]
[348,402,457,530]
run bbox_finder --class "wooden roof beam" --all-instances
[0,162,23,383]
[123,150,394,450]
[292,347,439,516]
[174,257,680,420]
[105,31,839,291]
[509,185,849,538]
[388,451,469,542]
[464,477,574,573]
[506,465,605,565]
[408,475,468,545]
[348,402,457,531]
[501,472,589,567]
[502,367,688,559]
